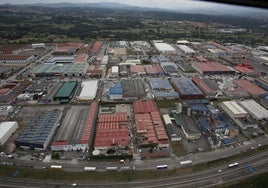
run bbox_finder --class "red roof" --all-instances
[80,101,98,144]
[196,56,208,62]
[0,54,31,60]
[192,77,214,94]
[130,65,145,74]
[51,141,69,146]
[133,100,158,114]
[90,41,102,53]
[193,61,233,74]
[234,79,266,96]
[145,64,163,74]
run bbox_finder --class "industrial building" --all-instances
[172,113,201,141]
[45,56,75,64]
[192,77,218,98]
[31,63,89,77]
[122,79,146,99]
[51,103,98,151]
[133,100,169,148]
[89,41,102,55]
[53,81,77,103]
[239,99,268,121]
[160,62,179,76]
[108,81,123,100]
[0,106,13,116]
[221,101,248,118]
[119,65,129,76]
[153,41,176,53]
[149,78,179,99]
[74,54,88,64]
[94,112,130,151]
[0,121,18,145]
[192,61,235,75]
[111,66,119,76]
[171,77,204,99]
[177,45,196,54]
[77,80,98,101]
[15,109,62,150]
[0,82,30,103]
[145,64,164,76]
[254,78,268,91]
[0,54,34,64]
[233,79,267,97]
[130,65,146,76]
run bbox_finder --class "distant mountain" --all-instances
[23,2,133,9]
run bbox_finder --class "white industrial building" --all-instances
[111,66,119,76]
[32,43,45,48]
[153,42,176,53]
[0,121,18,145]
[239,99,268,120]
[77,80,99,101]
[221,101,248,118]
[177,45,196,54]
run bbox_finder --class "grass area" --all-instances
[171,141,188,156]
[156,100,179,108]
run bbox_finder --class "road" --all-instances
[0,150,268,188]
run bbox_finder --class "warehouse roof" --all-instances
[192,61,234,74]
[145,65,164,74]
[154,42,176,52]
[222,101,248,116]
[149,78,173,90]
[54,81,77,98]
[122,79,146,98]
[171,77,203,96]
[0,121,18,143]
[177,45,196,54]
[130,65,145,74]
[133,100,158,114]
[234,79,267,96]
[90,41,102,53]
[77,80,98,100]
[239,99,268,120]
[15,110,62,149]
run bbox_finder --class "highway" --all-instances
[0,150,268,188]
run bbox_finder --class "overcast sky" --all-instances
[0,0,238,9]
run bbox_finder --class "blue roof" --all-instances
[199,117,211,133]
[149,78,173,89]
[172,78,203,96]
[109,87,123,95]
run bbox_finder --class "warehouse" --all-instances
[220,101,248,118]
[192,61,235,75]
[45,56,75,64]
[54,81,77,103]
[171,77,204,99]
[74,54,88,64]
[239,99,268,121]
[52,102,98,151]
[88,41,102,55]
[153,42,176,53]
[111,66,119,76]
[177,45,196,54]
[192,77,218,98]
[133,100,169,148]
[0,121,18,145]
[15,110,62,150]
[0,82,30,103]
[172,113,201,141]
[109,82,123,100]
[94,112,130,151]
[160,62,179,76]
[149,78,179,99]
[233,79,267,97]
[77,80,98,101]
[0,54,34,64]
[254,78,268,91]
[122,79,146,99]
[130,65,146,76]
[145,65,164,76]
[31,63,89,77]
[119,65,129,76]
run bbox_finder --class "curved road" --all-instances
[1,150,268,188]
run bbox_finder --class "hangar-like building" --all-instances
[54,81,78,103]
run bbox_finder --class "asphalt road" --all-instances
[0,150,268,188]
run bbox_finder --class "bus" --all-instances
[156,165,168,170]
[84,167,96,171]
[106,166,118,171]
[228,162,239,168]
[50,165,63,170]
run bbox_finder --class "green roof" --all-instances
[54,82,77,98]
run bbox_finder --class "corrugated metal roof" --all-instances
[172,77,204,96]
[234,79,267,96]
[54,81,77,98]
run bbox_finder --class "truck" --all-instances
[180,160,193,165]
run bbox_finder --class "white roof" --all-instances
[222,101,248,115]
[154,42,176,52]
[239,100,268,120]
[177,45,196,53]
[177,40,190,44]
[111,66,119,73]
[77,80,99,100]
[0,121,18,140]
